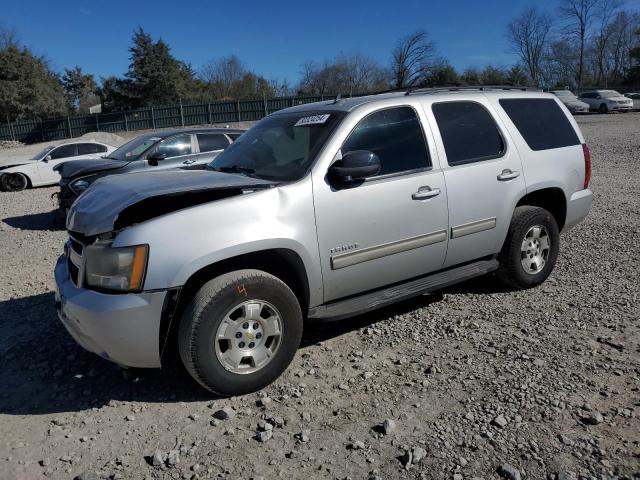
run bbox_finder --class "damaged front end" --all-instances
[66,169,276,236]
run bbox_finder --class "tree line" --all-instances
[1,1,639,122]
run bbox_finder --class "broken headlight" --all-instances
[70,178,92,194]
[84,243,149,292]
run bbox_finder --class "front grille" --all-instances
[67,234,87,287]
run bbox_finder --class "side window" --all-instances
[227,133,241,142]
[499,99,580,151]
[154,134,192,158]
[432,101,505,166]
[77,143,100,155]
[341,106,430,176]
[196,133,229,153]
[97,144,108,153]
[49,144,77,159]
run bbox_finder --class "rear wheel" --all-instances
[178,269,303,396]
[0,173,29,192]
[497,206,559,290]
[599,103,608,114]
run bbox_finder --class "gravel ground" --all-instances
[0,113,638,480]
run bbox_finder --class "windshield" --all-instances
[31,145,55,160]
[209,111,345,182]
[600,90,621,98]
[107,135,161,161]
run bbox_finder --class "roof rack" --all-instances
[403,85,538,96]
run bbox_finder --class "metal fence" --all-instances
[0,94,350,144]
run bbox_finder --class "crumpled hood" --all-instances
[54,158,130,179]
[67,169,276,235]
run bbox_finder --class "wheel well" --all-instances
[516,188,566,230]
[160,249,310,361]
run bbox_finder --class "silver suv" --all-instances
[54,87,593,395]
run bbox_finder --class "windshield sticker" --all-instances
[294,114,331,127]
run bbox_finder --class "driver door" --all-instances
[312,105,449,302]
[38,144,78,184]
[145,134,196,169]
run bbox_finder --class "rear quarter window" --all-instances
[499,98,580,151]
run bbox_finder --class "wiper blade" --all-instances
[212,165,257,176]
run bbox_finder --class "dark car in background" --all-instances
[55,128,243,210]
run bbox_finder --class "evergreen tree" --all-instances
[0,45,67,120]
[62,66,98,113]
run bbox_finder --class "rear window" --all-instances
[499,99,580,151]
[197,133,229,152]
[77,143,100,155]
[432,101,505,166]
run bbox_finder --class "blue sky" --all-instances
[3,0,639,84]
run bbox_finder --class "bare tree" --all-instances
[0,23,20,49]
[199,55,247,98]
[591,0,622,85]
[390,31,437,88]
[506,7,553,86]
[559,0,601,88]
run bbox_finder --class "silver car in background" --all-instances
[550,90,589,114]
[578,90,634,113]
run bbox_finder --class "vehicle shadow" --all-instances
[0,274,509,415]
[3,209,65,231]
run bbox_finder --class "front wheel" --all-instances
[497,206,560,290]
[0,173,29,191]
[178,269,303,396]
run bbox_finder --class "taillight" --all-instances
[582,143,591,189]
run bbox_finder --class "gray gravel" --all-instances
[0,113,639,479]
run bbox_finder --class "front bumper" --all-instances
[564,189,593,232]
[54,255,167,368]
[57,183,77,210]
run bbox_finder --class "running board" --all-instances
[308,258,499,321]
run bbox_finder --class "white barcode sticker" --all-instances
[294,114,331,127]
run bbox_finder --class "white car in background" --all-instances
[0,140,115,192]
[578,90,634,113]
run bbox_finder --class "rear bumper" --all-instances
[564,189,593,232]
[54,255,166,368]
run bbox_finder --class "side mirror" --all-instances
[43,155,52,162]
[329,150,381,183]
[146,151,167,166]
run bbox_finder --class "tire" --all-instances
[599,103,608,114]
[497,206,560,290]
[178,269,303,396]
[0,173,29,192]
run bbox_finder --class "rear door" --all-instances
[194,133,231,166]
[426,97,526,268]
[312,104,449,301]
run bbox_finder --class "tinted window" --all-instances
[432,102,504,166]
[499,99,580,151]
[77,143,99,155]
[153,134,192,158]
[196,133,229,152]
[97,144,108,153]
[227,134,241,141]
[342,107,430,176]
[50,144,77,159]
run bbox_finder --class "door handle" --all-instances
[497,169,520,181]
[412,186,441,200]
[182,159,196,165]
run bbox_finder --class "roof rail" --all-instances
[402,85,538,96]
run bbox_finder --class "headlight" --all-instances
[71,178,91,194]
[84,242,149,291]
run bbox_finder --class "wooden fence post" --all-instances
[6,115,14,141]
[236,100,241,122]
[124,112,128,131]
[40,119,45,142]
[67,115,73,138]
[263,95,268,117]
[207,103,212,124]
[179,100,185,127]
[95,114,100,132]
[151,107,156,129]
